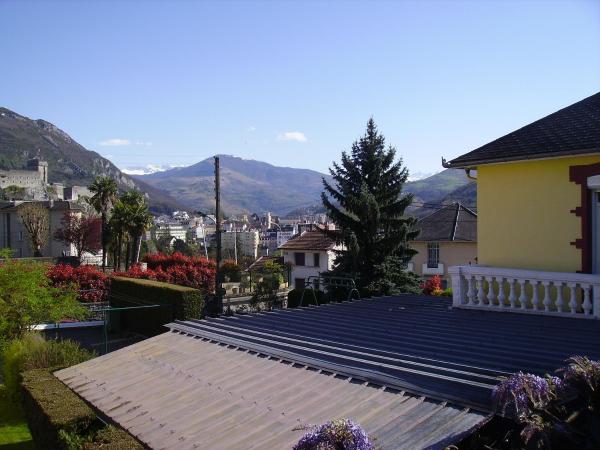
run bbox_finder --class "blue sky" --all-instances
[1,0,599,176]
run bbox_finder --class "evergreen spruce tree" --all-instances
[322,119,419,291]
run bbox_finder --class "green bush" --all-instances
[0,257,87,341]
[441,287,453,297]
[2,334,93,401]
[110,276,204,335]
[20,369,143,450]
[287,288,327,308]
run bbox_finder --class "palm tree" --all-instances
[109,201,128,271]
[128,202,153,265]
[113,191,154,269]
[88,176,118,272]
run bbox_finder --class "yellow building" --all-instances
[410,203,477,287]
[445,92,600,318]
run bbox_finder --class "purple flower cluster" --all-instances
[293,418,374,450]
[561,356,600,389]
[492,372,553,419]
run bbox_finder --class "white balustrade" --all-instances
[448,265,600,319]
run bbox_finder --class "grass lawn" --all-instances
[0,385,35,449]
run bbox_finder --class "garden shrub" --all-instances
[2,334,93,400]
[294,418,373,450]
[20,369,143,450]
[115,252,215,292]
[47,264,110,303]
[221,259,242,282]
[288,288,327,308]
[459,356,600,449]
[421,275,443,296]
[110,276,204,335]
[0,258,87,340]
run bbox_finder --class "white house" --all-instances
[279,230,340,289]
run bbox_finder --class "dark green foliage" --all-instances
[110,276,204,335]
[322,119,418,290]
[2,334,93,400]
[365,256,422,296]
[20,369,143,450]
[287,289,327,308]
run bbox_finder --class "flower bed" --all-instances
[115,252,216,292]
[47,264,110,303]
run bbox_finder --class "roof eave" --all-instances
[447,148,600,169]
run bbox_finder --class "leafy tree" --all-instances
[1,185,27,200]
[18,202,50,257]
[88,176,118,271]
[53,212,102,261]
[251,260,284,311]
[322,119,417,290]
[0,256,86,340]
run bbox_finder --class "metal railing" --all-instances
[299,275,360,307]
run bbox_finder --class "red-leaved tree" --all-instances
[54,212,102,261]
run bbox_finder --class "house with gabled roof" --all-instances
[278,230,340,289]
[409,202,477,287]
[444,91,600,318]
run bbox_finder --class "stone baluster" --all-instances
[476,275,486,305]
[488,277,498,307]
[508,278,517,309]
[467,276,476,305]
[531,280,540,311]
[582,284,592,315]
[542,281,552,312]
[568,282,578,314]
[556,282,565,313]
[518,279,528,309]
[497,277,506,308]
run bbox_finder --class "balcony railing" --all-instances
[448,265,600,319]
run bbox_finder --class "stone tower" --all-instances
[26,157,48,184]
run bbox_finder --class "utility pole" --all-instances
[214,156,223,315]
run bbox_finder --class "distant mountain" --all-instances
[136,154,475,217]
[122,164,184,176]
[135,155,333,215]
[0,107,183,213]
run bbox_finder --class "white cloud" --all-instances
[134,141,153,146]
[247,126,256,132]
[277,131,307,142]
[99,138,130,146]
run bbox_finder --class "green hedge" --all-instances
[110,277,204,336]
[287,288,328,308]
[20,369,143,450]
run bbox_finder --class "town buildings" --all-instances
[221,230,260,259]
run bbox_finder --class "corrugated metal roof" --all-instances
[171,295,600,410]
[56,331,484,449]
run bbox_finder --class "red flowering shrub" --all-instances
[116,252,216,292]
[421,275,443,296]
[47,264,110,303]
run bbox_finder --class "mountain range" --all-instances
[135,155,476,216]
[0,107,476,216]
[0,107,184,213]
